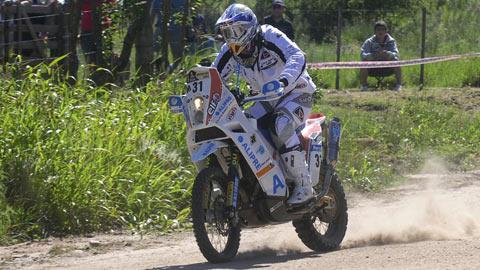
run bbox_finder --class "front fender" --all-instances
[191,141,228,162]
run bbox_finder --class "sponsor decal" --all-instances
[294,106,305,121]
[186,70,198,83]
[286,45,298,55]
[241,142,262,171]
[202,142,216,156]
[227,107,237,120]
[260,58,278,70]
[255,163,274,178]
[250,135,256,144]
[273,174,285,194]
[296,94,313,104]
[261,51,271,60]
[205,69,223,125]
[214,95,233,117]
[168,96,181,106]
[256,145,265,155]
[207,93,221,116]
[238,136,262,171]
[310,144,322,152]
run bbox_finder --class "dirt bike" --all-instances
[168,66,348,263]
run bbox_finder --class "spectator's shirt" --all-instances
[212,25,314,95]
[360,34,399,61]
[263,15,295,40]
[81,0,114,32]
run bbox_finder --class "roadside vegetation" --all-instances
[1,63,479,244]
[1,0,479,244]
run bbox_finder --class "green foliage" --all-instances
[0,59,479,244]
[318,90,480,191]
[0,64,193,242]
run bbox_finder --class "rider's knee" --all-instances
[270,111,296,150]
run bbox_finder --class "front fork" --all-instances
[226,149,240,224]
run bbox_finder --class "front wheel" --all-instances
[293,173,348,251]
[191,166,241,263]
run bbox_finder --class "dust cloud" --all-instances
[344,158,480,248]
[238,226,306,257]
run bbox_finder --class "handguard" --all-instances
[241,80,285,105]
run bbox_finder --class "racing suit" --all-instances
[212,24,316,204]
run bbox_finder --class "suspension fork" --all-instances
[226,147,240,220]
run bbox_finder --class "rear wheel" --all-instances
[191,167,241,263]
[293,173,348,251]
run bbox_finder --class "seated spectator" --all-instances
[263,0,294,40]
[360,21,402,91]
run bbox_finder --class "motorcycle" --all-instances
[168,66,347,263]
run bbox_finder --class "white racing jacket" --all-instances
[212,24,316,95]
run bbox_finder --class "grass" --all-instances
[317,88,480,191]
[0,64,195,243]
[296,2,480,90]
[1,61,479,244]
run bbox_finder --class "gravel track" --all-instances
[2,169,480,270]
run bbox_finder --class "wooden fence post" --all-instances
[335,3,343,90]
[419,7,426,89]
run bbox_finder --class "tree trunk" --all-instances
[91,0,105,68]
[134,0,154,86]
[160,0,171,72]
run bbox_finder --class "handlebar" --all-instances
[240,88,285,106]
[231,87,285,107]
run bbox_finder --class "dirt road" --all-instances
[2,167,480,270]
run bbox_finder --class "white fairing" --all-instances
[176,67,327,197]
[183,67,288,197]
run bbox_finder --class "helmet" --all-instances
[216,4,259,56]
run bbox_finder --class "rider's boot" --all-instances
[282,150,314,205]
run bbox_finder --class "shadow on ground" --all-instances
[149,247,322,270]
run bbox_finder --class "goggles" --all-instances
[219,22,252,55]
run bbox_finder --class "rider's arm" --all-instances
[262,25,305,93]
[212,43,235,80]
[361,37,375,61]
[385,37,400,60]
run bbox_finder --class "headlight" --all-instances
[192,97,205,125]
[193,97,204,111]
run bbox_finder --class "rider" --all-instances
[213,4,316,205]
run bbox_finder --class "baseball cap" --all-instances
[272,0,286,7]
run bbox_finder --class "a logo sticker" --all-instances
[294,107,304,122]
[187,70,198,83]
[273,174,285,194]
[261,51,271,60]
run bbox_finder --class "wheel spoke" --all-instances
[204,179,229,253]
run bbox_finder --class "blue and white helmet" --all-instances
[216,4,259,56]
